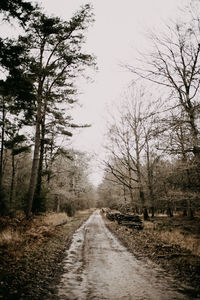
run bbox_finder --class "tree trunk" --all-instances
[184,168,194,218]
[33,120,45,212]
[187,199,194,219]
[134,128,149,220]
[143,207,149,220]
[47,131,54,184]
[123,184,127,204]
[0,98,5,188]
[187,103,200,161]
[146,136,155,218]
[34,93,48,205]
[137,153,148,220]
[183,208,187,216]
[26,97,42,218]
[167,207,173,217]
[139,188,149,220]
[129,186,134,210]
[26,42,45,219]
[9,153,15,207]
[151,206,155,218]
[56,197,60,212]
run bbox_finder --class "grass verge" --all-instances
[0,209,93,300]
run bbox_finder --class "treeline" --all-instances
[98,4,200,219]
[0,0,95,217]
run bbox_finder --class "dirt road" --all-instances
[57,210,196,300]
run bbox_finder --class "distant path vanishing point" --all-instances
[57,210,193,300]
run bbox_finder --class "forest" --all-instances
[0,1,200,299]
[0,0,200,222]
[98,5,200,220]
[0,0,96,218]
[1,0,200,221]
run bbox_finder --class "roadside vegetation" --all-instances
[103,210,200,297]
[0,209,93,299]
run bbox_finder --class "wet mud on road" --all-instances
[58,210,198,300]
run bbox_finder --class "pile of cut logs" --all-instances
[104,210,143,230]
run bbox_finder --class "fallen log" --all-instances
[117,214,142,224]
[106,212,121,221]
[119,221,143,230]
[106,212,143,230]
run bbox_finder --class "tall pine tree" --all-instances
[21,5,95,217]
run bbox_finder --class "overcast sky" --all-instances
[15,0,187,185]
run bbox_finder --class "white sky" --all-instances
[3,0,190,185]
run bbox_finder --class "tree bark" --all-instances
[9,153,15,206]
[145,136,155,217]
[135,127,149,220]
[0,98,5,188]
[34,91,48,208]
[26,42,44,218]
[167,207,173,217]
[33,113,46,212]
[26,101,42,218]
[122,184,127,204]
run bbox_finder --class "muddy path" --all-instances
[57,210,196,300]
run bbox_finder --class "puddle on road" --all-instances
[57,210,199,300]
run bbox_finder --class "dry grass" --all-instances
[0,209,93,248]
[76,208,95,215]
[158,230,200,256]
[0,212,69,247]
[42,212,69,226]
[143,221,154,230]
[0,228,22,246]
[144,221,200,256]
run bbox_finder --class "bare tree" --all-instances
[126,16,200,161]
[105,119,138,208]
[104,88,161,219]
